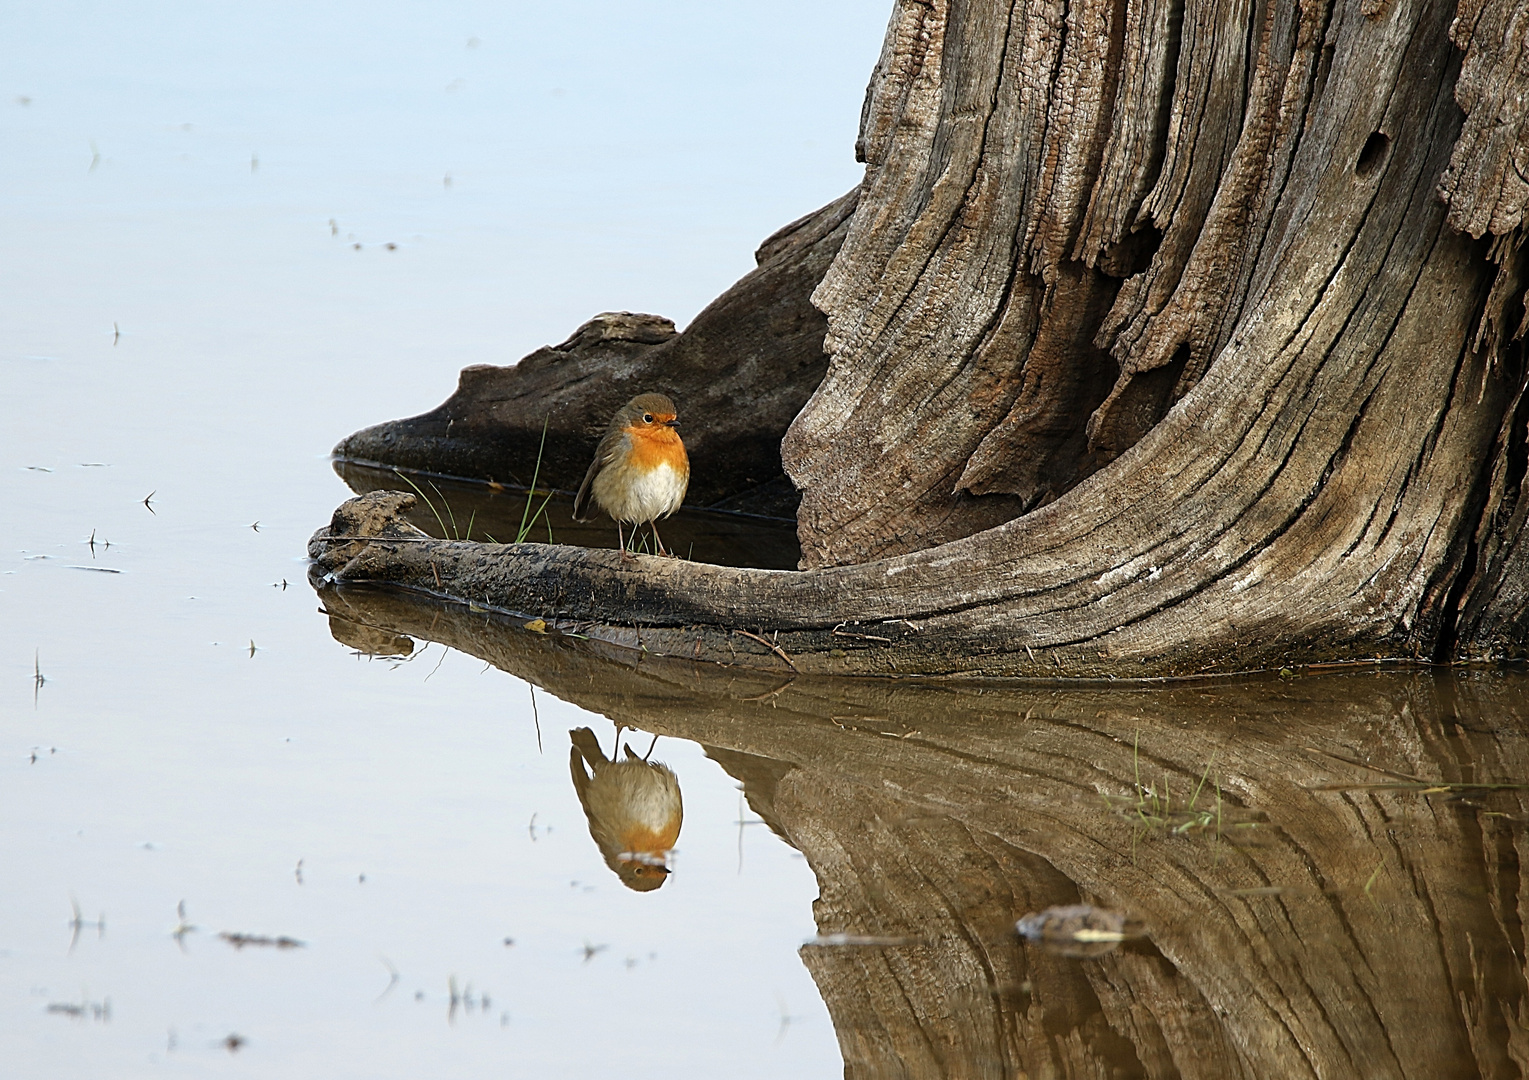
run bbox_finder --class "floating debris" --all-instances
[1015,905,1146,957]
[46,997,110,1022]
[219,931,305,950]
[171,901,197,948]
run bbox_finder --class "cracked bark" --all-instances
[314,0,1529,674]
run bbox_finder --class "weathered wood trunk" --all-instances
[313,583,1529,1079]
[314,0,1529,673]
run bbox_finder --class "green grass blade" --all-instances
[393,469,448,538]
[517,416,551,543]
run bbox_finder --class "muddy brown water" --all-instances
[7,5,1529,1078]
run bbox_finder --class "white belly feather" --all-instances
[592,460,687,524]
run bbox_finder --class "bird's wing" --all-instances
[569,726,609,768]
[569,745,593,809]
[571,431,623,521]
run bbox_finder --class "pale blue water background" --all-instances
[0,2,887,1075]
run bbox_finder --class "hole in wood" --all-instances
[1099,225,1164,278]
[1355,131,1390,177]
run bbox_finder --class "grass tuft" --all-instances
[1105,732,1260,861]
[390,417,554,545]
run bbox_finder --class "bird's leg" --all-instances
[641,733,659,761]
[650,521,668,557]
[617,521,633,560]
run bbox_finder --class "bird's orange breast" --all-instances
[619,820,682,854]
[624,424,689,477]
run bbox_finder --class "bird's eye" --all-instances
[642,413,653,424]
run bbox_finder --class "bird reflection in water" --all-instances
[569,727,683,891]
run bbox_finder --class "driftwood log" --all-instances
[318,0,1529,672]
[315,582,1529,1079]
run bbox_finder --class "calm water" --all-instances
[2,3,878,1076]
[7,4,1529,1079]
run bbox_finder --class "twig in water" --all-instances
[142,491,155,514]
[47,996,110,1022]
[219,931,304,949]
[732,629,797,672]
[529,683,542,753]
[1303,746,1427,784]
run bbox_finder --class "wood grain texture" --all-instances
[1438,0,1529,238]
[788,0,1503,572]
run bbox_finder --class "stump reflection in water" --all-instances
[318,579,1529,1079]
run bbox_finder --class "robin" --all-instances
[571,393,689,557]
[569,727,683,892]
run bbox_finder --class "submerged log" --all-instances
[317,0,1529,671]
[311,582,1529,1080]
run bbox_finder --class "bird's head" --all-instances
[619,393,680,433]
[615,850,673,892]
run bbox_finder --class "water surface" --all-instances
[6,4,1529,1079]
[2,2,879,1074]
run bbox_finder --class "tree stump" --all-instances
[315,0,1529,673]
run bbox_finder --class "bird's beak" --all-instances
[664,418,679,428]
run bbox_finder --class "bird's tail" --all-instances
[572,468,597,522]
